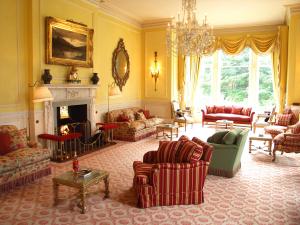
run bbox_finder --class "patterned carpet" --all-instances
[0,127,300,225]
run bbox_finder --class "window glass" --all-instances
[199,56,213,97]
[220,48,250,104]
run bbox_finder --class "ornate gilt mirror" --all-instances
[112,39,130,91]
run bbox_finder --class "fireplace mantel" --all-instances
[43,84,99,135]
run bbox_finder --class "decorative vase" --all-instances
[41,69,52,84]
[91,73,99,85]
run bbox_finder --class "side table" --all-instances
[53,169,109,214]
[96,123,118,142]
[249,134,272,155]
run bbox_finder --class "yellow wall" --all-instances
[287,12,300,105]
[0,0,29,113]
[143,28,171,102]
[0,0,143,116]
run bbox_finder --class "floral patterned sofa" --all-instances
[0,125,51,192]
[107,107,165,141]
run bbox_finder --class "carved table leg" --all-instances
[272,148,276,162]
[268,140,272,155]
[78,188,87,214]
[53,182,59,206]
[104,175,110,199]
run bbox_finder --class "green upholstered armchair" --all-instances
[207,128,249,178]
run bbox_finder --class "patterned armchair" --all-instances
[0,125,51,192]
[272,122,300,161]
[132,135,213,208]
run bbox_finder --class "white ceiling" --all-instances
[93,0,300,28]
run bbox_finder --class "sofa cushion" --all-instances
[232,106,243,115]
[147,117,164,125]
[215,106,225,113]
[265,125,286,136]
[8,128,27,151]
[6,148,51,167]
[0,133,11,155]
[241,107,252,116]
[117,113,130,122]
[0,125,17,134]
[224,106,233,113]
[157,141,182,163]
[0,156,18,173]
[275,114,292,126]
[207,130,229,144]
[222,129,243,145]
[191,137,213,162]
[139,109,151,119]
[123,109,135,122]
[204,113,250,122]
[130,121,146,131]
[177,140,203,163]
[206,106,215,114]
[178,135,190,142]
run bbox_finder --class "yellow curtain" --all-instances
[177,55,186,109]
[189,56,201,112]
[178,27,288,111]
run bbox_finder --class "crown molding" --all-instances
[84,0,141,28]
[142,18,172,29]
[286,3,300,14]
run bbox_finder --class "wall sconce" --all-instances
[150,51,160,91]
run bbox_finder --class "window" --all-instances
[220,48,250,104]
[257,55,275,108]
[199,56,213,98]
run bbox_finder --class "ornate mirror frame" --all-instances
[112,38,130,91]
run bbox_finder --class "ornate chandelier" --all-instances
[166,0,215,57]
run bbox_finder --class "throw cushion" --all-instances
[222,129,243,145]
[224,106,233,113]
[157,141,183,163]
[139,109,151,119]
[123,110,135,122]
[178,135,190,142]
[117,114,130,122]
[215,106,225,113]
[0,133,11,155]
[232,106,243,115]
[8,128,27,150]
[275,114,292,126]
[206,106,215,114]
[207,130,229,144]
[176,140,203,163]
[136,112,146,120]
[241,107,252,116]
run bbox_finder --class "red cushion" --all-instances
[139,109,151,119]
[241,107,252,116]
[204,113,251,122]
[232,106,243,115]
[224,106,232,113]
[0,133,12,155]
[157,141,182,163]
[176,140,203,163]
[117,114,129,122]
[206,106,215,114]
[215,106,225,113]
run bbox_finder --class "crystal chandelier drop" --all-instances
[166,0,215,57]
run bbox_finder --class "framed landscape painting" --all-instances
[46,17,94,67]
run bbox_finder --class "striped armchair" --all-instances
[133,136,213,208]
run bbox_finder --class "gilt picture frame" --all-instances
[46,17,94,67]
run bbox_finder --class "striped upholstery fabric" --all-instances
[133,136,213,208]
[192,137,214,162]
[290,122,300,134]
[156,141,182,163]
[275,114,292,126]
[273,133,300,159]
[143,151,157,163]
[176,140,203,163]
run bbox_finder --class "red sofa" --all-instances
[133,135,213,208]
[201,105,255,129]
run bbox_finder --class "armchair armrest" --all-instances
[143,151,157,163]
[250,111,255,122]
[201,109,207,116]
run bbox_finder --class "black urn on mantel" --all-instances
[41,69,52,84]
[91,72,99,85]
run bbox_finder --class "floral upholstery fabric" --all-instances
[8,128,27,150]
[6,148,51,167]
[123,109,135,122]
[130,121,146,132]
[0,156,18,174]
[147,117,164,125]
[135,112,146,120]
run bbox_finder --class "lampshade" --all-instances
[33,86,54,103]
[108,85,121,97]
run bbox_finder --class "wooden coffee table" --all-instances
[216,120,234,129]
[156,124,179,140]
[53,169,109,214]
[249,133,272,155]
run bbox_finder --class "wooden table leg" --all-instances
[170,129,173,140]
[272,148,276,161]
[176,127,179,137]
[268,140,272,155]
[104,175,110,199]
[53,182,59,206]
[249,139,252,153]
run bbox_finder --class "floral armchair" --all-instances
[0,125,51,192]
[132,135,213,208]
[272,122,300,161]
